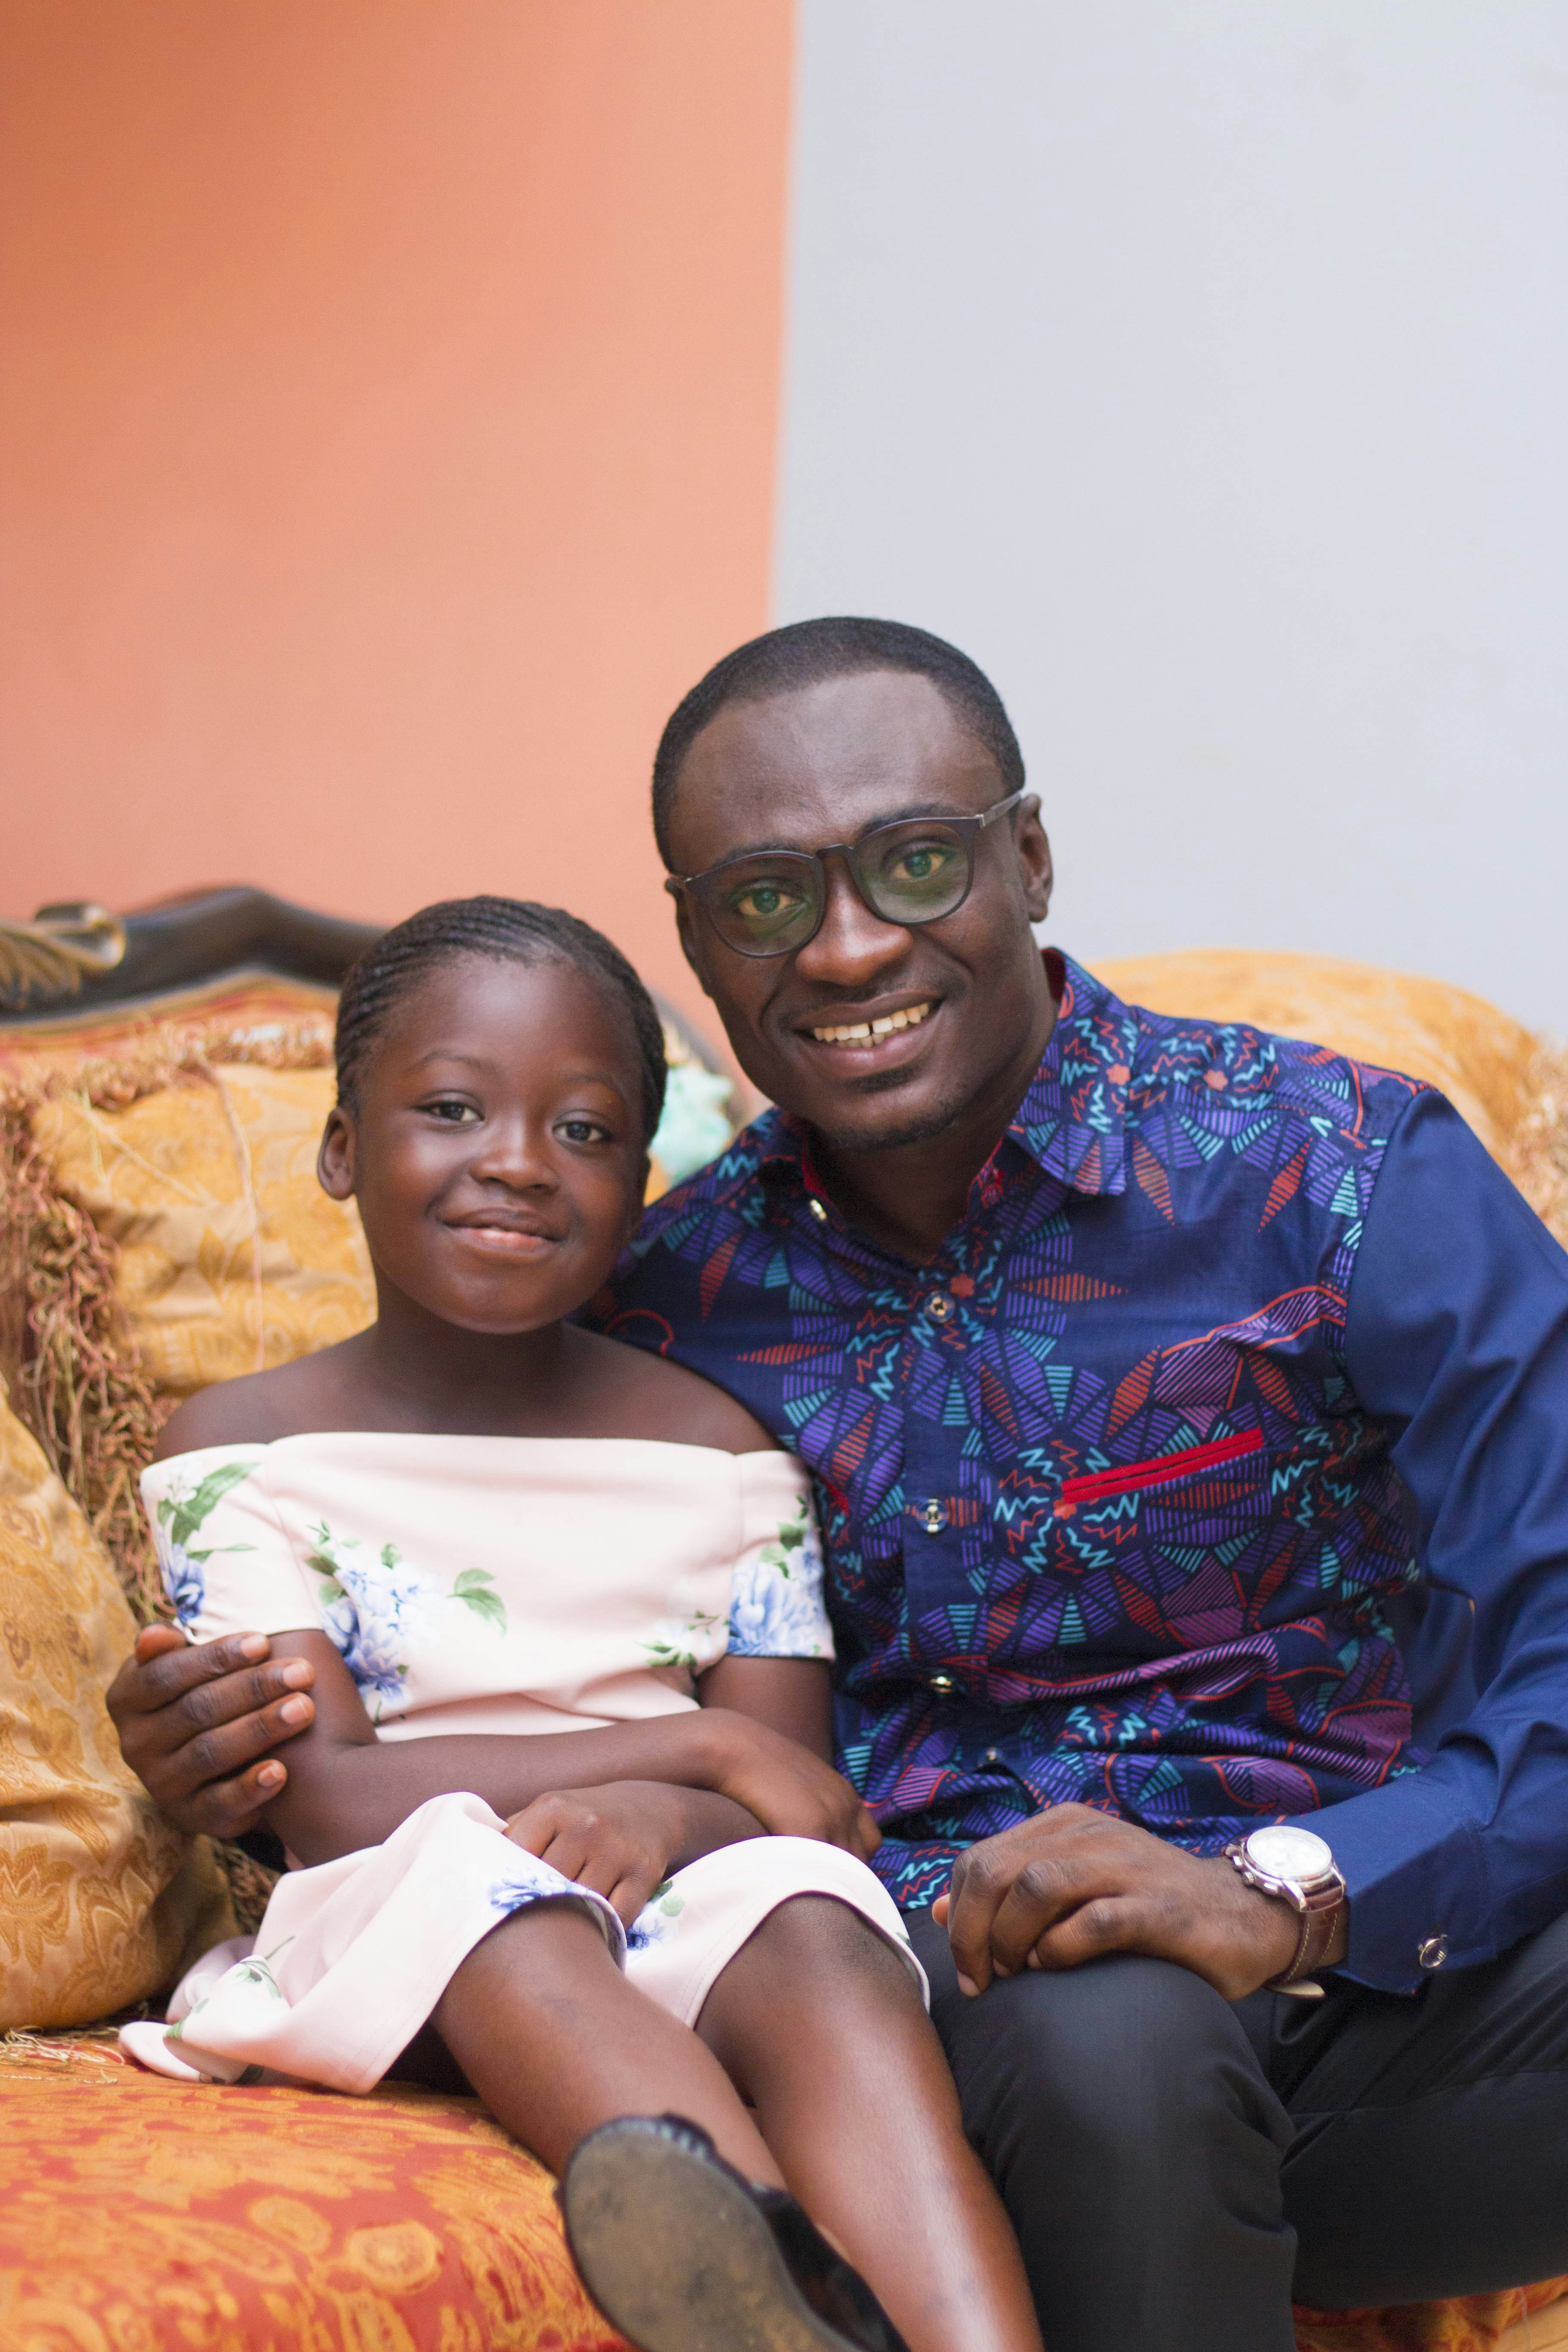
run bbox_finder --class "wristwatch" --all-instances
[1223,1825,1346,2000]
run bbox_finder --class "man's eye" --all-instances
[731,881,805,924]
[890,841,959,886]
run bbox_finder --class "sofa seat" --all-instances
[0,2055,627,2352]
[2,2053,1565,2352]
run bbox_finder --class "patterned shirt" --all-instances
[594,953,1568,1992]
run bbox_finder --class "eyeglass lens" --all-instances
[700,816,978,956]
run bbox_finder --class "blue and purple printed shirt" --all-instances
[594,954,1568,1993]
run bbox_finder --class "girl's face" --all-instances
[318,953,650,1335]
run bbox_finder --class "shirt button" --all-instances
[926,1291,954,1322]
[919,1499,949,1534]
[983,1748,1001,1766]
[929,1673,955,1695]
[808,1197,828,1224]
[1418,1935,1449,1971]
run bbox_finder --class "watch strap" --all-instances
[1263,1888,1342,1995]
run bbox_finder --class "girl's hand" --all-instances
[505,1782,728,1926]
[700,1709,880,1860]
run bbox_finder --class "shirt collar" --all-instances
[757,949,1134,1205]
[1004,950,1132,1197]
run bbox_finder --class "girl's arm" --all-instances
[260,1632,873,1868]
[697,1653,835,1763]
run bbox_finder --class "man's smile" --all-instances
[806,997,937,1049]
[790,995,946,1077]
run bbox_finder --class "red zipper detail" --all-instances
[1059,1428,1264,1507]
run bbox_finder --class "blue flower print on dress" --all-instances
[485,1853,627,1965]
[306,1526,448,1719]
[485,1854,582,1915]
[151,1460,260,1627]
[626,1878,686,1952]
[305,1524,507,1720]
[726,1504,833,1660]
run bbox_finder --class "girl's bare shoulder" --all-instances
[151,1342,365,1460]
[567,1328,778,1456]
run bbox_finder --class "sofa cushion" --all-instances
[33,1061,373,1407]
[1097,949,1566,1245]
[0,2049,1559,2352]
[0,2058,627,2351]
[0,1387,231,2029]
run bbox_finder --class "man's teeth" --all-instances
[811,1001,934,1046]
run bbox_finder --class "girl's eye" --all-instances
[556,1118,610,1146]
[425,1099,479,1124]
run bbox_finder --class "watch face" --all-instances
[1245,1825,1333,1882]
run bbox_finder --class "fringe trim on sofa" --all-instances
[0,1016,334,1622]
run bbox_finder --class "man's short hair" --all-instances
[651,616,1026,867]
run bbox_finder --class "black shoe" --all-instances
[559,2113,912,2352]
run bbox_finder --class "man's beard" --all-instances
[808,1067,980,1159]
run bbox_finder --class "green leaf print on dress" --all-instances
[452,1566,506,1633]
[306,1524,507,1720]
[152,1460,258,1626]
[642,1609,725,1674]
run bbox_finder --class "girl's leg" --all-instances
[697,1896,1044,2352]
[433,1901,785,2185]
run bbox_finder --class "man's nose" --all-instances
[792,858,912,990]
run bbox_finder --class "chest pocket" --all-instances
[1054,1429,1284,1555]
[1058,1430,1263,1511]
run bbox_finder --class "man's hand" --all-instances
[506,1782,735,1926]
[106,1625,317,1838]
[931,1805,1343,2000]
[699,1708,880,1861]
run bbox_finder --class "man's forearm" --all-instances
[268,1713,746,1865]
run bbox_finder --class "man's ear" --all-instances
[1014,797,1054,924]
[318,1105,357,1200]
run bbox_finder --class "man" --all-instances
[111,619,1568,2352]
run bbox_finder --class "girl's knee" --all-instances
[748,1895,919,1997]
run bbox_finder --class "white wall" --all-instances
[775,2,1568,1029]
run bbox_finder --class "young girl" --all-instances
[121,897,1041,2352]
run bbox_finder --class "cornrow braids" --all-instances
[334,896,668,1143]
[652,616,1026,865]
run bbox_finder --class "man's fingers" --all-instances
[942,1850,1017,1995]
[177,1761,288,1841]
[149,1693,315,1795]
[985,1852,1124,1978]
[1027,1894,1153,1974]
[119,1629,267,1710]
[133,1665,317,1763]
[134,1624,190,1664]
[117,1631,311,1721]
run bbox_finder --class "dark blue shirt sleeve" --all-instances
[1294,1088,1568,1993]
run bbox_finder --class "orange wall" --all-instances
[0,0,792,1024]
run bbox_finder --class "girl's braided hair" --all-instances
[334,896,668,1143]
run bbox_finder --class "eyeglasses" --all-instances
[665,789,1029,959]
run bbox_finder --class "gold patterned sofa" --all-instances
[1,901,1565,2352]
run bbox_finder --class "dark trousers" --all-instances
[904,1904,1568,2352]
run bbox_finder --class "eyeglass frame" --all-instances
[663,787,1033,959]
